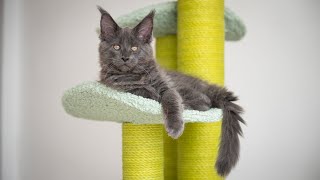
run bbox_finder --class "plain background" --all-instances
[2,0,320,179]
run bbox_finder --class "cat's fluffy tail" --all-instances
[207,85,245,176]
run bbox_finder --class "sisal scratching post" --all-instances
[123,123,164,179]
[156,35,177,71]
[177,0,224,179]
[156,35,178,180]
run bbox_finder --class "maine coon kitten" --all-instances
[97,7,245,176]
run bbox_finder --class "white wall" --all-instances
[1,0,22,179]
[2,0,320,180]
[226,1,320,179]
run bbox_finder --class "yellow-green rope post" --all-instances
[156,35,178,180]
[156,35,177,71]
[122,123,164,180]
[177,0,224,179]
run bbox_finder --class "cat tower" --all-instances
[62,0,245,179]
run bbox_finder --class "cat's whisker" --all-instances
[140,66,151,82]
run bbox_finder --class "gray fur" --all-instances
[97,7,245,176]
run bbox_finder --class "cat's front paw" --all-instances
[165,119,185,139]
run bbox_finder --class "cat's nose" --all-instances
[121,57,129,62]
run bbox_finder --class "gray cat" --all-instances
[98,7,245,176]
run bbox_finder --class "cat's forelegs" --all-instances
[161,89,184,139]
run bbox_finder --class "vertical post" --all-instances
[177,0,224,179]
[156,35,178,180]
[122,123,164,180]
[156,35,177,71]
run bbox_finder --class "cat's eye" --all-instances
[113,44,120,50]
[131,46,138,51]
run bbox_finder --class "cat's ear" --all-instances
[133,10,155,43]
[98,6,120,40]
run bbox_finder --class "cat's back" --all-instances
[165,70,209,91]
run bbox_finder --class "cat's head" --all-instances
[98,7,155,72]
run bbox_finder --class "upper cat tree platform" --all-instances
[104,1,246,41]
[62,81,223,124]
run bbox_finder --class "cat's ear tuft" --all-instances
[98,6,120,40]
[133,10,155,43]
[97,5,107,14]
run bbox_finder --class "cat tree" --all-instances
[62,0,245,179]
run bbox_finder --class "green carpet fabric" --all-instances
[62,81,223,124]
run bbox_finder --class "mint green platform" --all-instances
[98,1,246,41]
[62,81,223,124]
